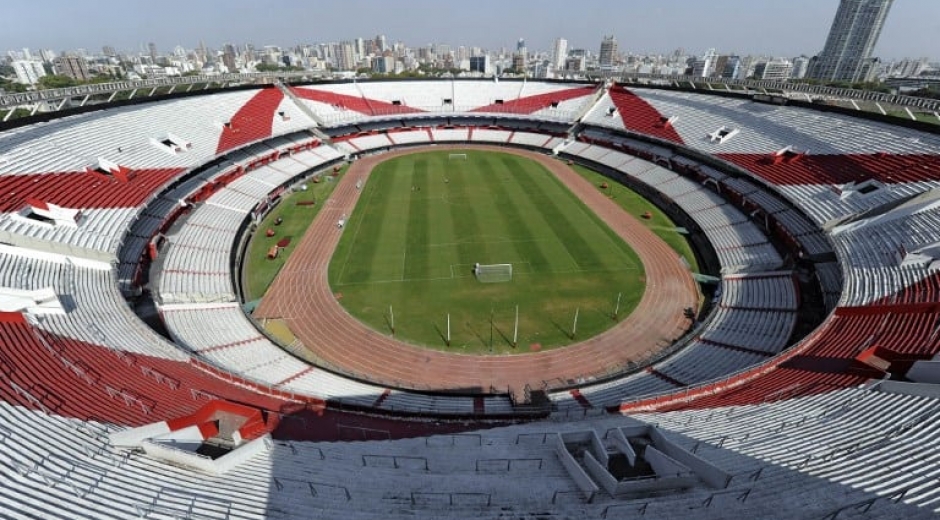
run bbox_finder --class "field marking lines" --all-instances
[336,173,379,285]
[335,260,640,287]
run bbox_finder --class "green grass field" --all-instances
[571,165,700,273]
[243,165,347,301]
[327,150,645,354]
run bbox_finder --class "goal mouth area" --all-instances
[448,153,469,160]
[473,263,513,284]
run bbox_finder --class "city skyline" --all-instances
[2,0,939,61]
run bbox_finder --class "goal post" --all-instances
[448,153,468,160]
[474,263,512,283]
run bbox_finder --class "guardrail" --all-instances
[0,71,313,109]
[615,72,940,112]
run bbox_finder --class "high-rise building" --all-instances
[148,42,158,64]
[222,44,237,72]
[516,38,527,60]
[11,60,46,85]
[809,0,894,83]
[552,38,568,70]
[691,49,718,77]
[336,41,357,70]
[53,55,91,82]
[754,59,794,81]
[599,36,617,70]
[469,55,492,75]
[791,56,811,79]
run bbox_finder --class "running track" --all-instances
[254,146,699,394]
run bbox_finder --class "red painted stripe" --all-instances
[609,85,684,144]
[718,153,940,186]
[0,168,185,212]
[472,86,596,114]
[216,88,285,155]
[291,87,424,116]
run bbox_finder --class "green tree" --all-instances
[38,74,78,89]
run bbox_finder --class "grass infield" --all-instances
[326,150,646,354]
[243,165,347,301]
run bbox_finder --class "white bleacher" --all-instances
[719,273,797,311]
[509,132,553,149]
[0,90,315,174]
[348,134,393,151]
[580,91,623,131]
[469,129,512,144]
[656,341,767,384]
[430,128,469,142]
[387,130,433,146]
[361,81,454,111]
[452,80,526,110]
[156,200,243,305]
[0,247,187,360]
[632,88,940,155]
[699,308,795,354]
[4,383,940,520]
[0,207,136,258]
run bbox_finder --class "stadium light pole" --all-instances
[613,292,622,320]
[446,313,451,347]
[513,305,519,348]
[571,307,580,340]
[389,305,395,335]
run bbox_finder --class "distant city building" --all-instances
[721,55,742,79]
[691,48,718,77]
[511,53,526,73]
[12,60,46,85]
[791,56,811,79]
[148,42,158,64]
[222,44,237,73]
[336,41,357,70]
[892,57,929,78]
[565,55,586,73]
[754,59,794,81]
[53,55,91,82]
[552,38,568,70]
[809,0,894,83]
[39,49,57,63]
[599,36,617,70]
[516,38,527,60]
[469,55,491,75]
[372,55,395,73]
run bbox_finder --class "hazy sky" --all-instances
[3,0,938,60]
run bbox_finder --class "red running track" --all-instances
[255,146,699,393]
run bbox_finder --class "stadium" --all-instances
[1,72,940,520]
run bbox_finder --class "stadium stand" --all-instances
[1,79,940,518]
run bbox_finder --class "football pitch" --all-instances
[327,149,646,353]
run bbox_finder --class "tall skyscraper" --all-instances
[599,36,618,70]
[809,0,894,83]
[53,55,91,82]
[516,38,527,60]
[552,38,568,70]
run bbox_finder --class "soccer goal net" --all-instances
[448,153,468,160]
[474,263,512,283]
